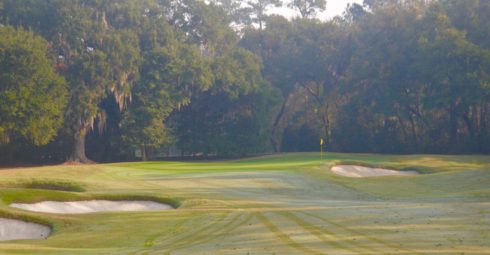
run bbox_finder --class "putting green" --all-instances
[0,153,489,254]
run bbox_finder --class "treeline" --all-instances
[0,0,489,163]
[245,0,490,154]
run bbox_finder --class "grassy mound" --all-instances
[22,179,85,192]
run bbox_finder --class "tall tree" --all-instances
[122,43,213,160]
[57,2,141,162]
[288,0,327,19]
[416,4,490,150]
[0,26,67,145]
[237,0,283,30]
[241,16,350,151]
[174,48,278,157]
[241,16,297,152]
[342,1,425,152]
[293,19,352,148]
[1,0,142,162]
[438,0,490,151]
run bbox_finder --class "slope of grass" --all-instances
[0,153,488,254]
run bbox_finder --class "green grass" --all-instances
[8,179,87,192]
[0,153,489,254]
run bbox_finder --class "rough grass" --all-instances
[0,153,489,254]
[20,179,86,192]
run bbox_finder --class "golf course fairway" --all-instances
[0,153,489,254]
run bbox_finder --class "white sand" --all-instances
[10,200,173,214]
[331,165,419,178]
[0,218,50,241]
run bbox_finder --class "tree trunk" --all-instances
[462,109,475,139]
[449,104,458,146]
[270,137,281,154]
[407,113,418,147]
[270,95,289,153]
[322,105,331,148]
[480,103,489,152]
[141,145,147,161]
[396,113,408,144]
[69,126,91,163]
[481,103,487,134]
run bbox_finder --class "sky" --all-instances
[268,0,364,20]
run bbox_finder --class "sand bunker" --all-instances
[0,218,50,241]
[10,200,173,214]
[331,165,419,178]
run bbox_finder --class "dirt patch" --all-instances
[0,218,50,241]
[331,165,419,178]
[10,200,173,214]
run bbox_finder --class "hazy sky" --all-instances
[269,0,364,20]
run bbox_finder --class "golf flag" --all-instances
[320,138,324,145]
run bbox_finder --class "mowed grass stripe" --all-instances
[254,212,326,255]
[277,211,377,254]
[301,211,427,255]
[158,213,227,254]
[142,217,190,249]
[164,212,254,253]
[162,212,245,254]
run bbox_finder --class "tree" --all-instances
[1,0,144,162]
[169,0,238,56]
[416,5,490,151]
[292,20,352,149]
[241,15,297,152]
[122,43,213,161]
[60,3,141,162]
[121,110,171,161]
[438,0,490,151]
[2,0,490,161]
[0,26,67,146]
[174,83,278,157]
[241,16,351,152]
[343,3,368,23]
[288,0,327,19]
[342,1,426,152]
[173,46,278,157]
[239,0,283,30]
[208,0,248,27]
[168,1,278,156]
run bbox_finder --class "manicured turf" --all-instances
[0,153,489,254]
